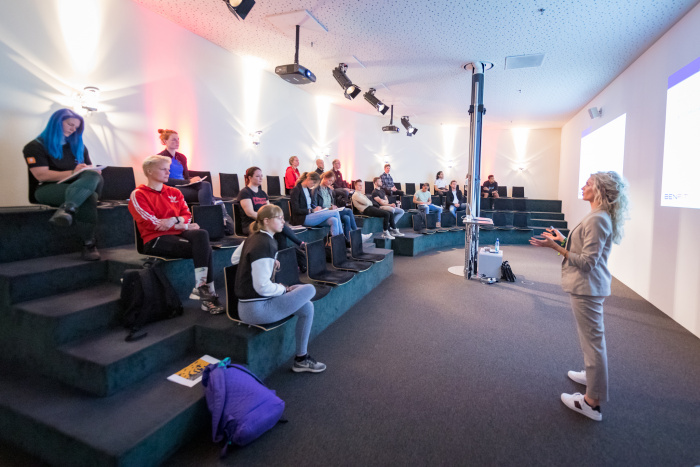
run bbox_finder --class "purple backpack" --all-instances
[202,359,285,453]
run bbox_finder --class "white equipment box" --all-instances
[478,247,503,278]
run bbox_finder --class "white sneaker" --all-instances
[436,222,442,228]
[390,228,404,237]
[568,370,587,385]
[381,231,395,240]
[361,233,374,242]
[561,392,602,421]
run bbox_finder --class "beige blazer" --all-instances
[561,209,613,297]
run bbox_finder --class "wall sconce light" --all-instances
[80,86,100,112]
[250,130,262,145]
[518,166,526,171]
[447,161,453,169]
[588,107,602,119]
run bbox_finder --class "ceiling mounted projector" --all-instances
[275,25,316,85]
[382,105,400,133]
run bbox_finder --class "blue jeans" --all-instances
[304,209,342,236]
[339,209,358,240]
[449,203,467,216]
[418,204,443,224]
[380,206,404,226]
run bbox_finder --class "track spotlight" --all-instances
[401,116,418,136]
[222,0,255,20]
[332,63,361,100]
[363,88,389,115]
[382,105,400,133]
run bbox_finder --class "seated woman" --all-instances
[237,166,307,271]
[446,180,467,217]
[235,204,325,373]
[23,108,103,261]
[351,180,401,240]
[129,155,224,314]
[372,177,405,230]
[157,129,214,205]
[314,171,372,243]
[289,172,343,237]
[434,171,449,194]
[284,156,300,193]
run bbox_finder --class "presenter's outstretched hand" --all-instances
[529,235,557,249]
[544,227,565,242]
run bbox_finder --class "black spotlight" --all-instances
[332,63,361,100]
[401,116,418,136]
[363,88,389,115]
[222,0,255,20]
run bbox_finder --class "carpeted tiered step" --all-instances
[528,218,568,229]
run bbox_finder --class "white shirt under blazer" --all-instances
[561,209,613,297]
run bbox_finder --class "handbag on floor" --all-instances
[501,261,516,282]
[202,358,286,455]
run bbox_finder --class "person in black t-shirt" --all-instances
[234,204,326,373]
[23,109,103,261]
[482,175,500,198]
[371,177,405,230]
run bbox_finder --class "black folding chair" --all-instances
[220,173,240,200]
[266,176,285,199]
[394,182,402,191]
[349,229,385,262]
[405,183,416,196]
[512,186,525,198]
[329,235,372,272]
[232,202,247,237]
[192,205,242,248]
[364,181,374,195]
[305,239,355,285]
[100,166,136,203]
[276,247,331,301]
[497,186,508,198]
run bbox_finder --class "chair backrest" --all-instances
[267,176,282,197]
[305,239,328,277]
[364,181,374,195]
[232,202,246,237]
[394,182,402,190]
[405,183,416,195]
[425,212,438,229]
[492,212,508,226]
[193,205,224,240]
[189,170,212,183]
[330,234,349,268]
[275,247,301,286]
[224,264,241,320]
[100,166,136,201]
[349,229,365,255]
[220,173,240,199]
[431,195,442,206]
[497,186,508,197]
[400,195,414,210]
[133,220,145,254]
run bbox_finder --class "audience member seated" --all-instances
[446,180,467,217]
[234,204,326,373]
[129,155,224,314]
[372,177,405,233]
[331,158,352,204]
[351,180,401,240]
[23,109,104,261]
[237,166,307,271]
[434,171,449,194]
[157,129,214,206]
[482,174,500,198]
[289,172,343,237]
[315,171,372,243]
[413,183,443,227]
[284,156,300,192]
[314,159,325,175]
[379,163,404,196]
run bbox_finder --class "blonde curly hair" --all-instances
[590,171,629,244]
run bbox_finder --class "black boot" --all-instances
[81,240,101,261]
[49,203,77,227]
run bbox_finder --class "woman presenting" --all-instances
[530,171,628,421]
[23,109,103,261]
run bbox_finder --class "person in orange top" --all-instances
[129,155,223,314]
[284,156,300,191]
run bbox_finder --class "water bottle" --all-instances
[495,238,500,253]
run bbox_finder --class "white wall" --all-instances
[0,0,561,208]
[559,3,700,337]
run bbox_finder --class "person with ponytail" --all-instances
[314,170,373,244]
[23,109,103,260]
[129,155,224,314]
[530,171,629,421]
[156,129,214,206]
[289,171,343,236]
[235,204,326,373]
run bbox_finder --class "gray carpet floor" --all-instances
[166,245,700,467]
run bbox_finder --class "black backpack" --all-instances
[501,261,516,282]
[118,262,183,341]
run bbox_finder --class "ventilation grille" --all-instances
[505,54,545,69]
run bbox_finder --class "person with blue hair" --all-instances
[23,109,103,261]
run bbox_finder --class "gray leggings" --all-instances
[238,284,315,356]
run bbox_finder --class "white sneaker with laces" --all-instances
[568,370,587,385]
[381,231,395,240]
[361,233,373,242]
[391,228,405,237]
[561,392,602,421]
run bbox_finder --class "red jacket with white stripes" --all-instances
[129,184,192,245]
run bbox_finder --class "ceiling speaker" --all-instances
[588,107,602,119]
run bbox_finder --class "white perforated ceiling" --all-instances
[132,0,700,128]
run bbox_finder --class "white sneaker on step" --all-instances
[390,228,404,237]
[361,233,373,242]
[381,231,395,239]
